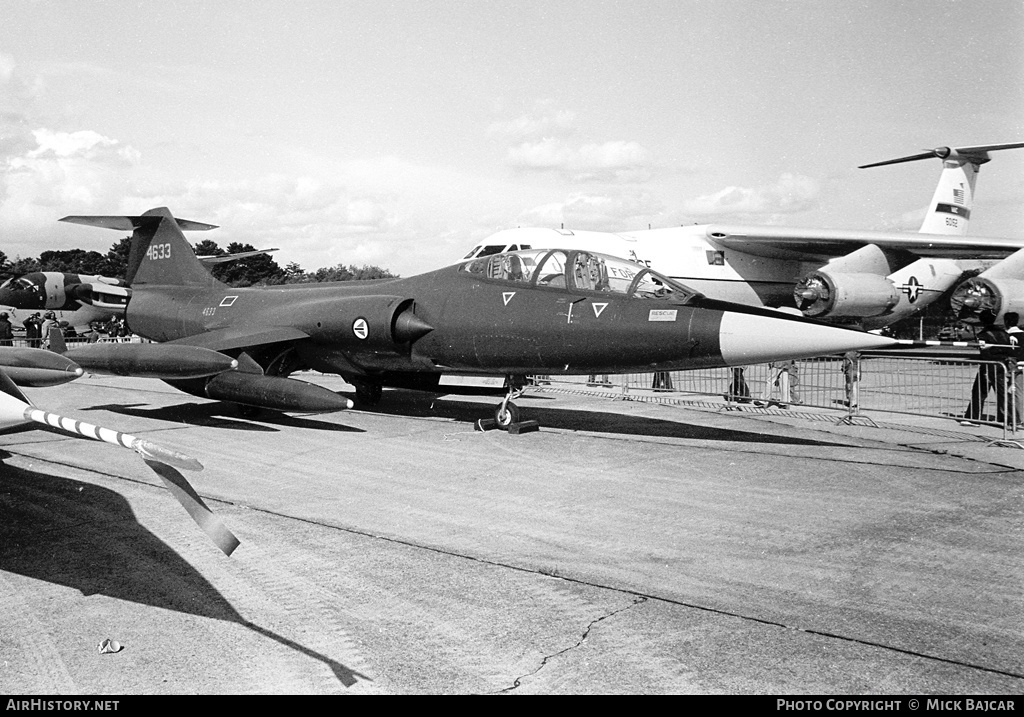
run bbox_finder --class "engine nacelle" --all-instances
[794,271,898,319]
[300,294,434,353]
[950,277,1024,323]
[69,282,131,310]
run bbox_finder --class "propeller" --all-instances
[794,274,831,314]
[0,381,239,555]
[859,142,1024,169]
[950,278,1000,320]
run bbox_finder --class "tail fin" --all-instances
[859,142,1024,237]
[60,208,221,287]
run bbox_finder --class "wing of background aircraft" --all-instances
[701,225,1024,261]
[463,142,1024,328]
[0,346,239,556]
[197,248,279,264]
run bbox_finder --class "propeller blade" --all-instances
[948,141,1024,155]
[22,406,203,471]
[858,149,942,169]
[142,458,241,556]
[18,404,238,554]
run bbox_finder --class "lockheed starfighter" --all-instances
[60,207,898,427]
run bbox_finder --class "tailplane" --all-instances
[859,142,1024,236]
[60,207,221,287]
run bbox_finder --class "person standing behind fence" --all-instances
[40,311,57,348]
[0,313,12,347]
[770,359,801,407]
[962,310,1014,425]
[23,312,42,348]
[727,367,751,403]
[1005,311,1024,427]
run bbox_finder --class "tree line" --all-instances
[0,237,397,287]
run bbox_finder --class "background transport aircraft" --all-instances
[0,244,278,329]
[59,207,897,427]
[0,271,129,314]
[462,142,1024,330]
[0,345,239,555]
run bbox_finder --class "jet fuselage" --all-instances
[125,246,893,387]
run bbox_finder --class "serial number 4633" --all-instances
[146,243,172,260]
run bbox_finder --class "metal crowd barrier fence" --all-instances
[3,336,1020,442]
[532,353,1021,442]
[3,335,141,349]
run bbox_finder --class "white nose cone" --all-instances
[719,313,897,366]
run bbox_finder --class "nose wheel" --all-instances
[494,400,521,428]
[478,379,538,434]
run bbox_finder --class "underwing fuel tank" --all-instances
[0,348,84,387]
[199,371,353,413]
[63,343,240,379]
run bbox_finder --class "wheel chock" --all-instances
[508,420,540,435]
[475,418,499,431]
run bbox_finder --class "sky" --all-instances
[1,0,1022,277]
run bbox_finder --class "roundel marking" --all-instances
[900,276,922,303]
[353,317,369,340]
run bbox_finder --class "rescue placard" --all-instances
[648,309,677,322]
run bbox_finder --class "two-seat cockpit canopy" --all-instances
[0,276,39,293]
[459,248,702,302]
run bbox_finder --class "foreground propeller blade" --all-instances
[23,406,203,472]
[13,401,237,554]
[142,458,240,556]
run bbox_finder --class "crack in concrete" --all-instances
[494,596,648,694]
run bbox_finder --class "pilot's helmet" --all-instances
[44,311,55,319]
[0,313,8,319]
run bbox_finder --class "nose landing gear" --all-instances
[478,378,538,434]
[494,390,522,428]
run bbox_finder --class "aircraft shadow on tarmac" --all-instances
[80,401,365,434]
[365,391,853,447]
[0,458,366,688]
[78,390,843,447]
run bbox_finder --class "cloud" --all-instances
[26,129,141,163]
[505,137,653,182]
[681,173,820,217]
[491,104,653,182]
[577,141,649,169]
[0,52,43,110]
[507,138,575,169]
[572,140,652,182]
[0,53,14,83]
[518,191,663,230]
[1,128,142,224]
[487,102,576,140]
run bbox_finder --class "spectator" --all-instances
[962,311,1014,425]
[23,312,43,348]
[41,311,58,348]
[0,312,12,347]
[1005,312,1024,427]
